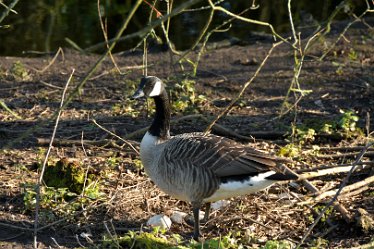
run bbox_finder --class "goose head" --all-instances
[132,76,165,99]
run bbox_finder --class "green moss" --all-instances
[44,158,89,194]
[10,61,32,81]
[278,144,301,158]
[308,237,329,248]
[102,232,175,249]
[263,240,292,249]
[96,231,296,249]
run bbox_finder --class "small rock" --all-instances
[198,211,205,220]
[184,211,205,226]
[211,200,231,210]
[170,211,188,224]
[146,214,172,230]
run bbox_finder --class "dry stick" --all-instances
[204,41,283,134]
[314,175,374,201]
[176,6,215,63]
[296,142,374,248]
[192,8,252,75]
[0,99,21,119]
[5,0,143,149]
[0,1,18,14]
[80,131,90,200]
[319,8,371,60]
[207,0,294,48]
[317,146,374,152]
[92,119,139,155]
[297,165,368,181]
[339,185,369,199]
[296,161,373,173]
[31,47,65,73]
[281,0,303,116]
[281,0,323,117]
[97,0,122,74]
[142,0,155,76]
[0,0,19,24]
[0,222,33,231]
[182,0,224,12]
[84,0,203,53]
[287,0,298,45]
[316,151,374,159]
[284,165,354,224]
[89,65,147,80]
[33,69,74,248]
[276,30,320,118]
[161,21,181,56]
[166,0,173,33]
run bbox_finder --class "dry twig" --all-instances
[296,142,373,247]
[0,0,19,24]
[33,69,74,248]
[92,119,139,155]
[205,41,283,134]
[314,175,374,202]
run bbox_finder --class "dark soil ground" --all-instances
[0,18,374,248]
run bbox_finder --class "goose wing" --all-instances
[161,132,287,177]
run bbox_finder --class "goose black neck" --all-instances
[149,91,170,139]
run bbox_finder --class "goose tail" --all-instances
[265,172,298,181]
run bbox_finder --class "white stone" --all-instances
[170,211,188,224]
[211,200,231,210]
[198,211,205,220]
[146,214,172,230]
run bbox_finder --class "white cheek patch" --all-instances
[149,80,162,97]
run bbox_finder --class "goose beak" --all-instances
[131,88,145,99]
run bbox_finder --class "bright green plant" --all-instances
[169,78,206,113]
[10,61,32,81]
[263,240,292,249]
[278,143,301,158]
[338,109,359,133]
[308,237,329,248]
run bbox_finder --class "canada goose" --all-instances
[132,76,298,240]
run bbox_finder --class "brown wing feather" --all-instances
[162,132,287,178]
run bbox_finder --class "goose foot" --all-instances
[185,203,211,225]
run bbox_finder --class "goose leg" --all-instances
[192,201,202,240]
[202,203,211,223]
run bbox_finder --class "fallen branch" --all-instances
[314,175,374,202]
[296,142,373,247]
[317,146,374,152]
[296,161,374,173]
[339,185,369,199]
[316,151,374,159]
[0,222,33,232]
[297,164,369,180]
